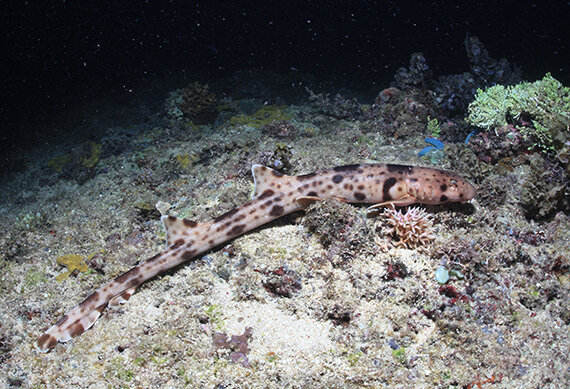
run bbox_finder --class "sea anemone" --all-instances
[381,206,435,248]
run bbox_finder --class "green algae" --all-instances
[46,154,72,172]
[204,304,225,330]
[230,105,292,128]
[22,268,48,291]
[392,347,407,365]
[175,153,199,170]
[80,141,102,168]
[55,254,89,282]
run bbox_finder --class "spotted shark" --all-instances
[36,163,475,352]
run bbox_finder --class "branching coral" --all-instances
[467,73,569,154]
[381,206,435,248]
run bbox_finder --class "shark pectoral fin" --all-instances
[295,195,322,208]
[108,287,137,307]
[332,196,349,203]
[366,195,419,212]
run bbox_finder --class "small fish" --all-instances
[36,163,475,352]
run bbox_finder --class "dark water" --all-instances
[2,1,567,151]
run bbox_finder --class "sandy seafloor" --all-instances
[0,74,568,388]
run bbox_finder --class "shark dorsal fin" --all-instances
[252,164,286,198]
[161,215,200,248]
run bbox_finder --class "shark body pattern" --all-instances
[37,163,475,352]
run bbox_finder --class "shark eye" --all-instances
[450,179,458,187]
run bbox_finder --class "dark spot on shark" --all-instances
[79,292,99,310]
[383,177,397,201]
[181,249,197,261]
[214,208,240,223]
[440,195,448,202]
[271,170,284,177]
[228,224,246,236]
[440,184,447,191]
[354,192,366,201]
[307,191,318,197]
[183,219,198,228]
[297,172,317,180]
[269,205,284,217]
[387,164,409,174]
[333,164,360,172]
[68,321,85,338]
[37,334,58,351]
[172,239,185,248]
[258,189,275,199]
[332,174,344,183]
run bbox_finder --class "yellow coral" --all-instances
[55,254,89,282]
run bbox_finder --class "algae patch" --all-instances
[55,254,89,282]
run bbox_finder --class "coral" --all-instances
[367,87,438,139]
[431,36,520,116]
[519,153,569,220]
[467,73,570,154]
[426,116,441,138]
[165,82,218,124]
[381,206,435,248]
[306,88,363,120]
[434,72,479,115]
[257,266,302,298]
[230,105,291,127]
[255,142,293,172]
[55,254,89,282]
[464,36,520,86]
[392,52,431,90]
[302,199,376,267]
[467,124,534,163]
